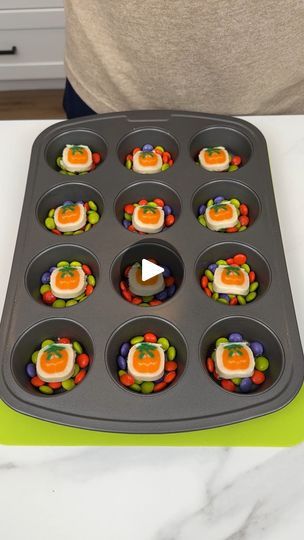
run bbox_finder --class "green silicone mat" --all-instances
[1,383,304,446]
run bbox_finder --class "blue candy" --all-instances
[155,290,168,301]
[49,266,57,274]
[154,376,164,384]
[63,200,73,206]
[122,219,130,229]
[250,341,264,357]
[240,378,253,393]
[142,144,153,152]
[120,342,130,358]
[76,200,84,205]
[41,271,51,284]
[208,263,218,273]
[228,333,244,342]
[163,205,172,216]
[162,266,171,278]
[167,284,176,297]
[219,293,230,302]
[116,355,127,370]
[198,204,206,216]
[214,196,225,204]
[26,363,36,378]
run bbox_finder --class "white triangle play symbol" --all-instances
[141,259,164,282]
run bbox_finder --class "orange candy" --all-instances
[209,204,233,221]
[222,345,250,371]
[40,346,70,375]
[221,267,245,286]
[204,148,227,165]
[67,146,89,164]
[55,267,81,291]
[57,204,81,225]
[137,206,161,225]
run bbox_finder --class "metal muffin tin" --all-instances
[0,110,303,434]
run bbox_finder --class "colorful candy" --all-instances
[197,197,250,232]
[196,147,242,172]
[120,260,176,306]
[206,333,270,393]
[56,145,102,175]
[200,253,259,305]
[40,261,96,308]
[117,333,178,393]
[26,338,90,394]
[124,144,174,173]
[44,200,100,235]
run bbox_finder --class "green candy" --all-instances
[70,260,81,267]
[141,381,154,394]
[124,212,132,222]
[161,163,170,171]
[142,295,154,302]
[205,269,214,281]
[88,200,97,211]
[85,223,92,232]
[158,337,170,351]
[41,339,55,348]
[66,299,78,307]
[31,351,39,364]
[237,295,246,305]
[45,217,55,230]
[130,336,144,345]
[48,208,55,218]
[63,232,73,235]
[40,284,50,294]
[88,211,100,225]
[228,294,236,299]
[155,145,164,153]
[249,281,259,292]
[230,198,240,208]
[52,299,66,308]
[73,230,84,235]
[217,298,228,304]
[72,341,83,354]
[207,199,214,207]
[126,159,132,169]
[78,296,87,303]
[118,370,126,376]
[215,337,229,348]
[139,303,150,307]
[59,170,68,175]
[57,260,69,267]
[87,275,96,286]
[211,351,216,360]
[147,201,158,207]
[241,263,250,273]
[73,364,80,377]
[216,259,227,266]
[167,346,176,361]
[130,383,142,392]
[62,379,75,391]
[228,165,239,172]
[56,156,63,168]
[232,378,241,385]
[239,225,247,232]
[39,385,54,395]
[208,282,214,293]
[246,292,257,302]
[212,292,219,300]
[198,215,207,227]
[255,356,269,372]
[75,293,86,301]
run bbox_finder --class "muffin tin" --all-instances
[0,110,303,434]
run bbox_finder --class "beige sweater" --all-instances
[65,0,304,114]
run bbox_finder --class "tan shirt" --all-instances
[65,0,304,114]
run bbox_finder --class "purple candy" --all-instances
[26,363,36,378]
[228,333,244,342]
[163,205,172,216]
[142,144,153,152]
[208,263,218,273]
[167,284,176,297]
[41,271,51,284]
[120,342,130,358]
[155,290,168,301]
[219,293,230,302]
[49,266,57,274]
[63,200,73,206]
[162,266,171,278]
[240,378,253,393]
[250,341,264,357]
[198,204,206,216]
[76,200,84,205]
[154,376,164,384]
[116,355,127,370]
[123,219,130,229]
[214,196,225,204]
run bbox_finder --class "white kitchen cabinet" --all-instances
[0,1,65,90]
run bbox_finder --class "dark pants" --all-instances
[63,79,96,119]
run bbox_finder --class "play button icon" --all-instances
[141,259,164,282]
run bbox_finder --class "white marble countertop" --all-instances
[0,117,304,539]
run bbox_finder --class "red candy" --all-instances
[77,353,90,368]
[153,198,165,207]
[51,229,62,236]
[149,299,162,306]
[124,204,135,214]
[58,337,71,344]
[75,369,87,384]
[128,225,136,232]
[132,297,142,305]
[249,271,256,283]
[204,287,212,297]
[165,214,175,227]
[42,290,57,305]
[226,258,234,265]
[120,373,135,386]
[153,382,167,392]
[226,227,238,233]
[239,203,248,216]
[92,152,101,164]
[201,276,208,288]
[49,381,62,390]
[31,376,44,387]
[221,380,236,392]
[231,155,241,166]
[229,297,238,305]
[164,276,175,287]
[206,357,215,373]
[251,370,266,385]
[82,264,92,275]
[122,290,133,302]
[164,371,176,384]
[85,284,94,296]
[239,215,249,226]
[138,199,148,205]
[233,253,247,266]
[144,333,157,343]
[119,280,127,291]
[165,361,178,372]
[133,147,141,155]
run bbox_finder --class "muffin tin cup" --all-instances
[0,110,303,433]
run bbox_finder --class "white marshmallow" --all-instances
[132,205,164,233]
[213,265,250,296]
[215,342,255,379]
[132,150,162,174]
[61,144,93,173]
[54,203,86,233]
[37,343,76,383]
[50,266,87,299]
[198,146,230,172]
[127,342,165,382]
[128,262,165,297]
[205,202,238,231]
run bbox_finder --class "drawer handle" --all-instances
[0,46,17,55]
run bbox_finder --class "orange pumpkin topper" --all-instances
[67,145,89,164]
[57,204,81,224]
[137,206,161,225]
[138,151,158,167]
[133,343,161,374]
[135,267,158,286]
[204,147,227,165]
[221,266,245,286]
[209,204,233,221]
[55,266,81,290]
[222,343,250,371]
[40,344,70,375]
